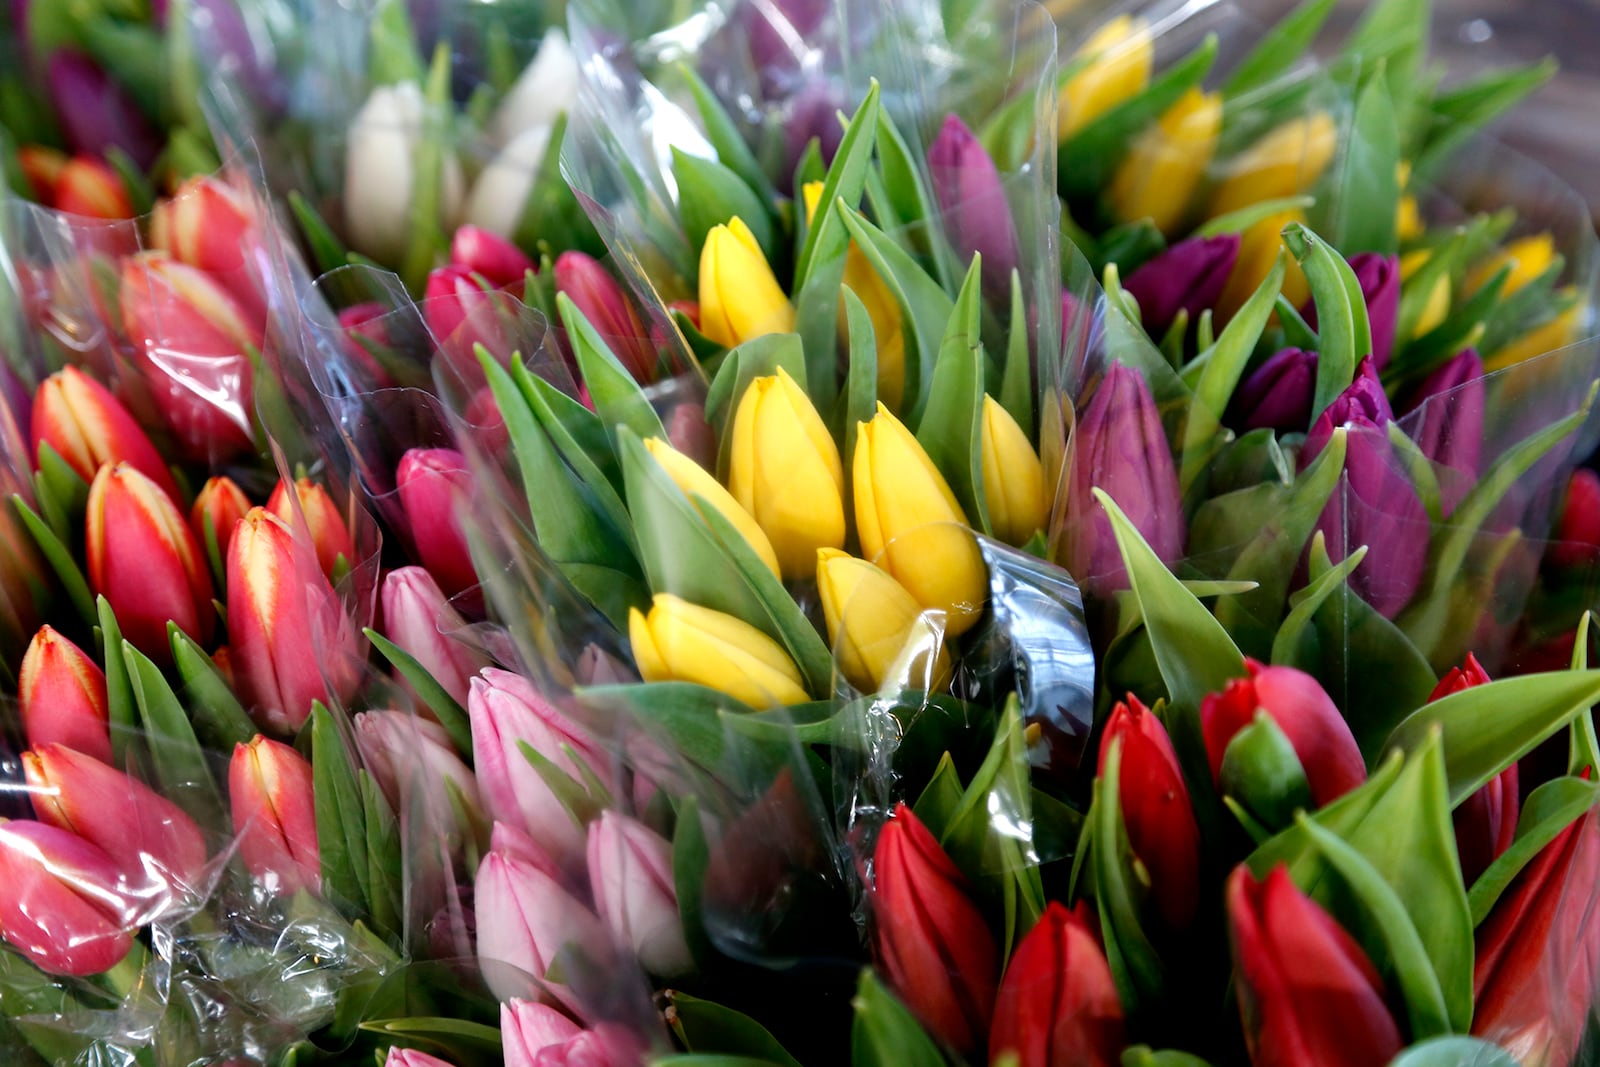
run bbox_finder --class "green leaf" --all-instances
[674,148,775,259]
[12,496,95,626]
[914,256,989,533]
[850,969,948,1067]
[1091,738,1167,1015]
[793,81,880,291]
[96,597,138,768]
[1414,60,1557,179]
[672,794,714,967]
[1386,423,1445,524]
[1467,774,1599,924]
[876,109,961,291]
[521,369,634,541]
[1386,1037,1519,1067]
[1121,1048,1217,1067]
[359,771,403,941]
[1283,223,1371,421]
[397,42,455,291]
[1219,712,1315,833]
[367,0,426,85]
[1196,196,1318,240]
[34,442,88,539]
[1223,0,1338,98]
[840,288,880,470]
[677,63,779,210]
[1341,0,1429,93]
[703,333,808,479]
[1000,272,1034,440]
[169,625,257,751]
[123,641,226,832]
[912,752,966,840]
[666,993,804,1067]
[312,702,371,918]
[1327,73,1400,254]
[1270,541,1368,667]
[558,297,668,449]
[364,629,472,757]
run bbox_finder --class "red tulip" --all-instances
[18,626,111,763]
[17,145,67,203]
[229,735,320,897]
[1549,469,1600,570]
[189,475,253,560]
[1431,654,1519,885]
[451,225,536,289]
[0,818,136,976]
[423,264,509,381]
[396,447,477,598]
[870,802,997,1054]
[989,901,1124,1067]
[266,476,356,579]
[53,156,134,219]
[86,462,215,655]
[1099,695,1200,928]
[32,365,178,499]
[1228,864,1403,1067]
[553,251,656,383]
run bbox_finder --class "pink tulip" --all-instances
[396,448,478,599]
[451,225,536,289]
[475,832,608,1003]
[189,475,253,560]
[229,735,320,897]
[379,566,489,707]
[18,626,111,763]
[0,818,137,976]
[587,811,691,976]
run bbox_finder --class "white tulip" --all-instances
[344,81,465,264]
[489,30,579,148]
[462,124,554,239]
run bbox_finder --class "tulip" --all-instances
[86,462,214,655]
[18,627,110,763]
[1066,364,1184,595]
[1468,234,1558,299]
[190,475,253,560]
[554,252,656,384]
[1217,210,1311,320]
[25,743,208,891]
[394,448,478,599]
[462,124,553,239]
[1099,695,1200,929]
[844,247,907,411]
[0,819,136,976]
[587,811,691,976]
[118,251,259,459]
[487,30,579,148]
[816,549,952,694]
[46,51,160,170]
[666,402,716,470]
[744,0,829,86]
[1201,659,1366,808]
[870,802,997,1054]
[629,594,808,707]
[452,225,536,289]
[501,999,580,1066]
[727,368,845,578]
[32,365,179,499]
[1300,357,1428,619]
[470,670,614,869]
[1208,112,1339,219]
[474,837,608,1003]
[785,81,849,172]
[17,146,66,202]
[423,265,509,379]
[1228,864,1403,1067]
[1472,808,1600,1066]
[380,566,490,708]
[344,81,465,265]
[855,402,988,635]
[267,476,356,580]
[1302,253,1399,370]
[1108,87,1222,234]
[354,711,481,843]
[150,175,262,285]
[1485,299,1581,373]
[643,435,782,577]
[988,900,1124,1067]
[1399,249,1450,340]
[1550,469,1600,570]
[1399,349,1485,516]
[1426,655,1519,885]
[53,157,134,219]
[1228,348,1317,434]
[229,735,319,897]
[1122,233,1240,340]
[385,1050,456,1067]
[227,507,362,733]
[927,113,1020,294]
[699,217,796,348]
[980,396,1047,546]
[1060,16,1153,139]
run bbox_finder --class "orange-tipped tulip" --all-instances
[229,734,320,897]
[0,818,136,976]
[149,175,260,281]
[53,156,134,219]
[189,475,252,561]
[86,462,214,655]
[267,476,356,580]
[18,626,111,763]
[32,366,178,499]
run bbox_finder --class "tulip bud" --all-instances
[1228,864,1403,1067]
[25,743,209,891]
[1066,364,1184,595]
[267,476,356,579]
[150,175,262,289]
[1217,210,1312,319]
[344,82,465,265]
[470,669,614,869]
[1426,655,1519,885]
[424,264,512,379]
[870,803,997,1054]
[1228,347,1317,434]
[32,365,179,499]
[1122,233,1240,339]
[843,249,907,412]
[395,448,478,599]
[989,901,1124,1067]
[86,462,214,655]
[1303,253,1399,370]
[554,252,657,384]
[1400,249,1451,340]
[354,711,481,844]
[0,818,136,976]
[587,811,691,976]
[1550,469,1600,570]
[17,146,67,202]
[1399,349,1485,515]
[190,475,252,561]
[380,566,490,708]
[1201,659,1365,809]
[1108,87,1222,234]
[927,114,1020,295]
[462,124,554,239]
[474,837,608,1003]
[46,51,160,169]
[629,594,808,707]
[1468,234,1558,299]
[981,396,1048,547]
[53,157,134,219]
[229,735,319,897]
[501,999,580,1066]
[726,368,845,578]
[1099,695,1200,929]
[698,217,795,349]
[487,30,579,148]
[451,225,536,289]
[816,548,953,695]
[19,626,111,763]
[855,402,988,635]
[1060,16,1152,138]
[666,402,717,470]
[117,251,259,459]
[227,507,361,733]
[1208,112,1339,219]
[385,1050,456,1067]
[643,435,782,578]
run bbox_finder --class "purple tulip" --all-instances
[1300,357,1427,619]
[1303,253,1400,371]
[1229,347,1318,434]
[743,0,829,92]
[928,114,1021,296]
[1400,349,1485,516]
[46,52,161,170]
[1068,363,1185,595]
[1123,233,1240,338]
[785,82,847,175]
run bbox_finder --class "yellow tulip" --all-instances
[698,216,795,348]
[642,436,781,577]
[1484,298,1582,373]
[1400,250,1450,338]
[1107,87,1222,234]
[1216,210,1311,320]
[1208,112,1338,219]
[728,367,846,578]
[1059,16,1153,139]
[629,594,809,706]
[1395,161,1423,242]
[980,396,1047,546]
[1468,234,1559,299]
[854,403,987,636]
[816,548,952,693]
